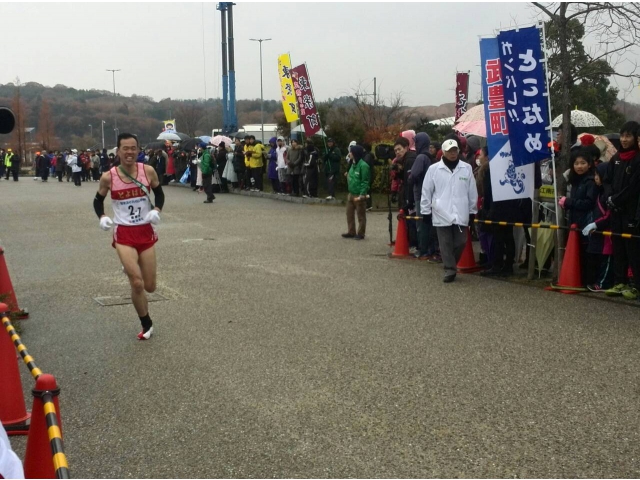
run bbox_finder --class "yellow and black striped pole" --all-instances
[400,215,640,240]
[1,313,42,380]
[43,392,70,479]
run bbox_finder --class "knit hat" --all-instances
[277,136,285,141]
[581,134,595,146]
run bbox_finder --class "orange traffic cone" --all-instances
[0,247,28,319]
[0,302,30,435]
[457,228,482,273]
[547,223,585,294]
[24,374,63,479]
[390,213,410,258]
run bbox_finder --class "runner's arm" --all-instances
[145,165,164,212]
[94,172,111,218]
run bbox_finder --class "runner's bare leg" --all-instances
[115,244,148,316]
[138,247,157,294]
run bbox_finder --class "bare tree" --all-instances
[532,2,640,273]
[349,82,413,133]
[38,98,56,150]
[175,102,205,138]
[10,78,28,161]
[533,2,640,177]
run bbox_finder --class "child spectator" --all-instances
[559,148,597,285]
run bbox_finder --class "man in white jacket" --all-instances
[420,139,478,283]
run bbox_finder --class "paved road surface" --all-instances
[3,178,640,478]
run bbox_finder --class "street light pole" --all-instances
[106,69,121,146]
[101,121,105,150]
[88,124,93,138]
[249,38,271,144]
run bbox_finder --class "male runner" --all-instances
[93,133,165,340]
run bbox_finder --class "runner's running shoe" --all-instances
[137,326,153,341]
[622,287,639,300]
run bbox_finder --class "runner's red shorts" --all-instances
[112,224,158,254]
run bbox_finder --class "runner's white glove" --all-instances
[144,210,161,225]
[99,216,113,231]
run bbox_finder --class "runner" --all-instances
[93,133,165,340]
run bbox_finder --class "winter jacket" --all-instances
[268,145,279,180]
[605,149,640,220]
[347,158,371,196]
[303,148,319,171]
[420,159,478,227]
[565,174,597,229]
[216,149,227,173]
[233,144,246,174]
[409,132,432,207]
[200,149,214,175]
[244,143,264,169]
[287,145,304,175]
[276,146,288,170]
[55,155,65,172]
[401,150,418,208]
[323,146,342,175]
[41,154,51,170]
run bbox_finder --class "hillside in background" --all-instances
[0,81,637,151]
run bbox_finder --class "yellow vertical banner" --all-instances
[278,54,299,122]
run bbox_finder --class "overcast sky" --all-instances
[2,1,640,109]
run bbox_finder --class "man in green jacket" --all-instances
[200,144,216,203]
[342,145,370,240]
[323,138,342,200]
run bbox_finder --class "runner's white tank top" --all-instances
[110,164,152,226]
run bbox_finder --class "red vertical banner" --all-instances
[455,72,470,121]
[291,64,321,136]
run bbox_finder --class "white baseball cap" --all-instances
[442,139,459,152]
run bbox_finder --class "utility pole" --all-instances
[373,77,377,107]
[250,38,271,144]
[106,69,121,145]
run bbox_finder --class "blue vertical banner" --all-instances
[480,37,534,201]
[497,26,550,166]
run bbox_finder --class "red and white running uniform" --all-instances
[110,164,158,253]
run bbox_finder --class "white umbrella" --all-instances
[211,135,232,147]
[428,116,455,126]
[157,131,182,141]
[551,110,604,128]
[291,125,326,136]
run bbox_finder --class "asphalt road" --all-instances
[3,177,640,478]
